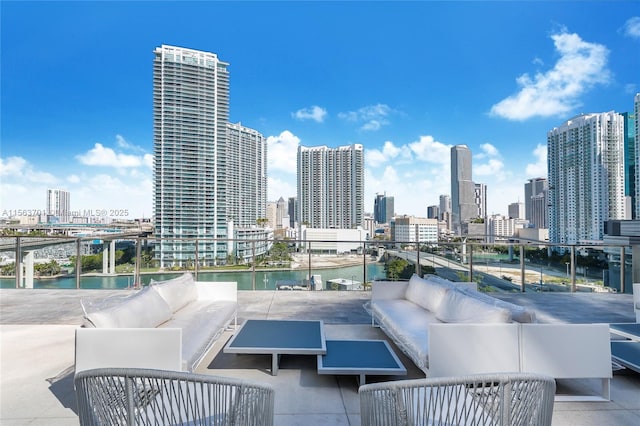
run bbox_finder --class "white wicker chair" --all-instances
[359,373,555,426]
[75,368,275,426]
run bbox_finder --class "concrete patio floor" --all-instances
[1,288,639,425]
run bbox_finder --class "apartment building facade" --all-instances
[548,112,626,245]
[297,144,364,229]
[153,45,230,267]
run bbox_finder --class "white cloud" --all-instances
[338,104,393,131]
[365,141,410,167]
[408,135,451,165]
[475,158,505,178]
[292,105,327,123]
[624,83,638,94]
[116,134,146,153]
[0,156,58,183]
[266,130,300,174]
[490,30,610,120]
[76,143,150,168]
[621,16,640,39]
[525,144,548,177]
[478,143,499,158]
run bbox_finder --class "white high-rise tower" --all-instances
[153,45,230,267]
[548,112,626,245]
[297,144,364,229]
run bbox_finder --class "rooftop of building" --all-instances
[1,288,639,425]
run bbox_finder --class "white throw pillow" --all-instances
[150,273,198,313]
[85,286,173,328]
[405,274,451,313]
[435,289,512,323]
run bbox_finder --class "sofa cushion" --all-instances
[435,289,512,323]
[458,287,536,323]
[405,274,451,313]
[159,300,237,370]
[372,299,439,371]
[85,286,173,328]
[150,273,198,313]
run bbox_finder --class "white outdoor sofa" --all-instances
[370,274,612,400]
[75,273,237,374]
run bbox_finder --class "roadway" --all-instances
[387,249,526,292]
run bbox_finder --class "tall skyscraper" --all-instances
[297,144,364,229]
[288,197,297,228]
[46,189,70,222]
[438,194,451,217]
[426,205,440,219]
[474,183,487,219]
[524,178,548,228]
[548,112,626,245]
[450,145,476,234]
[508,202,524,220]
[226,122,267,227]
[374,193,394,224]
[153,45,230,267]
[276,197,287,229]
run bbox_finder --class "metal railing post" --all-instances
[251,240,256,290]
[468,244,473,282]
[308,241,312,288]
[135,237,142,287]
[570,246,576,292]
[520,245,525,292]
[416,244,421,277]
[363,241,367,290]
[76,238,82,289]
[15,236,21,288]
[620,246,625,293]
[194,238,199,281]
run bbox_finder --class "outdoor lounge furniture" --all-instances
[75,367,275,426]
[75,273,237,373]
[370,274,613,401]
[369,274,536,372]
[359,372,555,426]
[610,322,640,373]
[224,319,326,375]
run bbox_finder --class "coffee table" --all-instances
[223,319,326,375]
[317,339,407,384]
[609,323,640,373]
[609,323,640,341]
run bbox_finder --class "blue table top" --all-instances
[611,341,640,373]
[610,323,640,340]
[320,340,403,369]
[227,319,324,350]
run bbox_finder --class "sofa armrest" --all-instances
[520,323,612,379]
[371,281,409,300]
[75,328,182,374]
[428,323,521,377]
[195,281,237,302]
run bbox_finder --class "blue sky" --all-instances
[2,1,639,220]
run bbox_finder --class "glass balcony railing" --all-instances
[0,236,634,294]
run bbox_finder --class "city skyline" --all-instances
[1,2,639,219]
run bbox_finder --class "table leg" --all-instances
[271,353,280,375]
[358,373,366,386]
